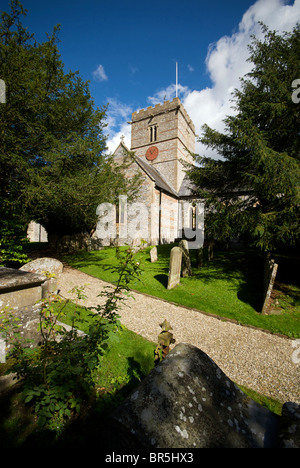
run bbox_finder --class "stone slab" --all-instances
[179,239,192,277]
[0,267,46,309]
[150,246,158,263]
[112,343,280,448]
[0,286,42,310]
[0,267,46,293]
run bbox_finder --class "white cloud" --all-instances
[105,122,131,154]
[147,83,190,106]
[104,98,133,153]
[182,0,300,158]
[145,0,300,159]
[105,0,300,158]
[93,64,108,82]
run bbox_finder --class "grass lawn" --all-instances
[64,244,300,338]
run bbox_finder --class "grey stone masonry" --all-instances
[167,246,182,290]
[111,343,290,448]
[20,257,63,298]
[179,239,192,277]
[0,266,46,310]
[130,97,195,193]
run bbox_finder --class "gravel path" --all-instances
[58,266,300,405]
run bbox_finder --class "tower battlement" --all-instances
[130,96,195,193]
[132,97,195,134]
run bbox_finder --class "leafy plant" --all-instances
[4,245,143,428]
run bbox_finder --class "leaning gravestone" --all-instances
[150,246,158,263]
[167,246,182,290]
[111,343,281,448]
[179,239,192,277]
[20,257,63,298]
[261,256,278,314]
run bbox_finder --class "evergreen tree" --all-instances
[187,23,300,252]
[0,1,136,263]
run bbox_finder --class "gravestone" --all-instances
[179,239,192,277]
[197,246,204,268]
[150,246,158,263]
[20,257,63,298]
[261,256,278,314]
[111,343,282,448]
[167,246,182,290]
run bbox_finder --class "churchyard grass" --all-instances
[64,244,300,339]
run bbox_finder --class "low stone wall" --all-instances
[48,233,104,253]
[112,343,299,448]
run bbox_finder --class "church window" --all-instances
[149,124,157,143]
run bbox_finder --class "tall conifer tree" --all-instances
[188,23,300,252]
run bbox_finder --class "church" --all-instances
[94,97,204,249]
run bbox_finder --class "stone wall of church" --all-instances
[150,189,179,245]
[94,147,155,247]
[160,191,179,244]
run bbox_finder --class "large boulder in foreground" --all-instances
[112,343,282,448]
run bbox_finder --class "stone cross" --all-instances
[167,246,182,290]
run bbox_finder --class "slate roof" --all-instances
[114,142,179,198]
[134,155,179,198]
[178,175,196,198]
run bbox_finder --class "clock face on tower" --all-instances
[146,146,159,161]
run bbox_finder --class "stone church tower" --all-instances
[130,97,195,193]
[92,96,202,248]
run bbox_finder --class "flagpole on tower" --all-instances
[176,62,178,98]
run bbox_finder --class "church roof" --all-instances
[134,155,179,198]
[178,175,196,198]
[114,142,179,198]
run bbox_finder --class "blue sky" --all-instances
[2,0,299,156]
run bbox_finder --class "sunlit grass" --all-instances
[64,244,300,338]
